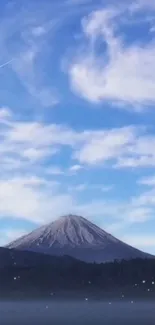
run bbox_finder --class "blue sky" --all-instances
[0,0,155,253]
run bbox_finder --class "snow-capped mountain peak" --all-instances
[6,214,151,263]
[7,214,118,250]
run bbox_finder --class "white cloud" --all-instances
[46,164,83,176]
[6,176,58,187]
[32,26,47,37]
[2,110,155,170]
[69,183,87,192]
[150,24,155,33]
[0,120,59,166]
[46,166,64,175]
[0,176,74,223]
[1,109,155,225]
[22,147,57,162]
[68,6,155,108]
[132,188,155,207]
[130,0,155,13]
[138,175,155,187]
[0,151,152,232]
[68,183,113,192]
[0,107,12,124]
[69,164,84,172]
[74,126,155,168]
[115,157,155,168]
[121,234,155,250]
[101,185,113,192]
[74,126,137,165]
[0,229,28,246]
[105,207,152,234]
[0,111,78,223]
[115,135,155,168]
[72,200,153,237]
[0,110,82,174]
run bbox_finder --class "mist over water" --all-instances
[0,301,155,325]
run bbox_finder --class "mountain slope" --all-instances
[6,215,151,263]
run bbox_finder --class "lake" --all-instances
[0,301,155,324]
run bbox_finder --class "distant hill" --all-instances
[0,255,155,300]
[6,214,152,263]
[0,246,76,269]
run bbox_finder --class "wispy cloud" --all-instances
[0,229,28,246]
[132,188,155,207]
[45,166,64,175]
[73,200,153,232]
[68,4,155,109]
[68,183,113,192]
[0,2,60,108]
[13,47,59,107]
[138,175,155,187]
[66,0,93,5]
[3,108,155,171]
[0,107,12,122]
[74,125,155,168]
[69,164,84,174]
[74,126,137,165]
[0,175,71,223]
[121,234,155,251]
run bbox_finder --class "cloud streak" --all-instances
[0,58,14,69]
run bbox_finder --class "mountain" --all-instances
[6,214,151,263]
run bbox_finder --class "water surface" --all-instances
[0,301,155,324]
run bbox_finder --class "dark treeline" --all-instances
[0,257,155,300]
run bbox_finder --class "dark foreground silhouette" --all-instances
[0,247,155,301]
